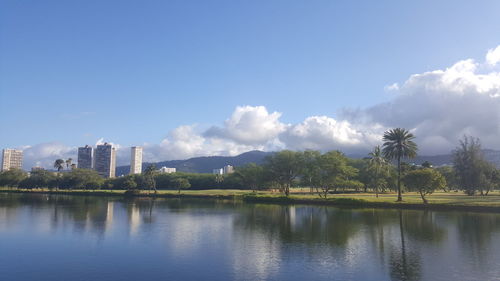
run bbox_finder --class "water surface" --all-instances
[1,193,500,281]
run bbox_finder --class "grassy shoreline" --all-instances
[1,188,500,213]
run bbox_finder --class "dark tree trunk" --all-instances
[397,156,402,201]
[419,191,428,204]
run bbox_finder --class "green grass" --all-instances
[2,187,500,211]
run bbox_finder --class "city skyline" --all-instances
[1,1,500,169]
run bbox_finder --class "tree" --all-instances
[143,164,157,193]
[301,150,322,193]
[59,169,103,190]
[382,128,418,201]
[172,178,191,194]
[452,136,495,195]
[403,168,446,204]
[122,177,138,190]
[479,161,500,196]
[54,159,65,172]
[314,151,359,198]
[435,166,456,191]
[18,170,57,189]
[264,150,304,196]
[65,158,73,170]
[234,163,264,192]
[368,145,390,197]
[0,169,28,187]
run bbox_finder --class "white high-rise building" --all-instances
[1,149,23,171]
[223,165,234,174]
[130,146,143,174]
[95,143,116,178]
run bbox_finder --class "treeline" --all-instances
[1,130,498,203]
[0,169,248,191]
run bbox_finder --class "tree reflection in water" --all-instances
[2,194,500,281]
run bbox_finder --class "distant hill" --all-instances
[115,150,272,176]
[115,149,500,176]
[349,149,500,168]
[410,149,500,167]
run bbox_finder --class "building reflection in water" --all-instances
[2,194,500,281]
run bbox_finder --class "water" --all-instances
[1,193,500,281]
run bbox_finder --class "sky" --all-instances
[1,0,500,169]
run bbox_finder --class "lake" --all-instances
[1,193,500,281]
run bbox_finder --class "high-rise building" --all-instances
[77,145,94,169]
[94,143,116,178]
[212,168,223,175]
[1,149,23,171]
[130,146,143,174]
[223,165,234,174]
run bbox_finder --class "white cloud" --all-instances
[486,45,500,66]
[95,138,121,149]
[16,45,500,168]
[280,116,382,153]
[143,125,263,162]
[22,142,76,170]
[343,50,500,154]
[384,83,399,91]
[204,106,286,145]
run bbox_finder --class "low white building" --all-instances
[159,167,176,173]
[212,168,223,175]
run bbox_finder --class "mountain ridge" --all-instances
[115,149,500,176]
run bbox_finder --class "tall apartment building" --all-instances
[77,145,94,169]
[1,149,23,171]
[94,143,116,178]
[223,165,234,174]
[130,146,143,174]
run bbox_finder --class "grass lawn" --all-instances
[2,187,500,210]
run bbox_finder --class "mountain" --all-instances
[349,149,500,167]
[410,149,500,167]
[115,149,500,176]
[115,150,272,176]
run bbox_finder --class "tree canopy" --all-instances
[403,168,446,204]
[382,128,418,201]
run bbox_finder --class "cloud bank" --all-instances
[19,46,500,169]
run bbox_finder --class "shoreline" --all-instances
[2,188,500,213]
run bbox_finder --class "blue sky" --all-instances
[1,0,500,167]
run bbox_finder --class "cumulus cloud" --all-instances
[343,52,500,154]
[204,106,286,145]
[16,45,500,168]
[280,116,383,153]
[143,125,265,163]
[486,45,500,66]
[22,142,76,170]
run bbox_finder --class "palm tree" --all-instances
[65,158,72,170]
[54,159,65,172]
[368,145,389,198]
[382,128,417,201]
